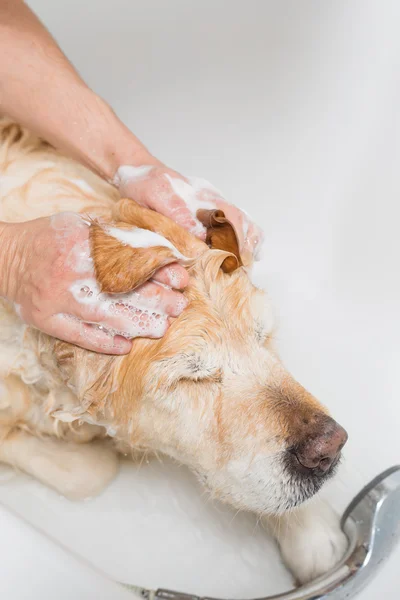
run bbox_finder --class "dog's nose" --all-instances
[293,417,348,473]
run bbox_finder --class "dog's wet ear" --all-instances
[196,209,243,273]
[89,220,192,294]
[114,199,206,258]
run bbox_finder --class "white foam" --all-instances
[70,179,95,194]
[65,239,93,274]
[187,176,224,197]
[106,426,117,438]
[50,212,88,233]
[69,278,169,339]
[164,175,223,237]
[114,165,154,187]
[161,265,185,289]
[105,225,190,263]
[14,303,23,320]
[170,177,257,247]
[165,175,217,218]
[152,280,172,291]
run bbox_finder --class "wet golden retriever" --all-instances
[0,118,347,583]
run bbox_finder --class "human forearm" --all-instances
[0,2,263,260]
[0,0,155,180]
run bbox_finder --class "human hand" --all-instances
[0,213,189,354]
[115,164,264,262]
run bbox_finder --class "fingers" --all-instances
[48,314,133,355]
[212,199,264,260]
[69,277,188,320]
[66,278,187,340]
[161,193,206,239]
[215,200,247,252]
[123,280,188,318]
[116,164,263,257]
[151,263,189,289]
[160,175,207,238]
[244,221,264,260]
[50,212,90,256]
[119,169,207,239]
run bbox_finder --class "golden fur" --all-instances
[0,117,334,514]
[0,118,351,584]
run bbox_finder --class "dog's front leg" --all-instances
[0,429,119,500]
[264,497,348,584]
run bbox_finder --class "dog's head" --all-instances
[51,200,347,515]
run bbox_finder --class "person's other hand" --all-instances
[0,213,189,354]
[115,164,264,263]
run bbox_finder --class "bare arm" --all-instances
[0,1,262,353]
[0,0,262,255]
[0,0,152,179]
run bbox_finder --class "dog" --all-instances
[0,118,348,584]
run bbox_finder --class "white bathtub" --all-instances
[1,1,399,598]
[0,501,133,599]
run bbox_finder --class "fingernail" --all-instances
[168,294,188,317]
[165,266,189,289]
[113,336,132,354]
[165,267,182,289]
[148,317,169,338]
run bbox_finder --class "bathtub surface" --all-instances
[0,502,135,599]
[1,1,399,598]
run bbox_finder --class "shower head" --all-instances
[124,465,400,600]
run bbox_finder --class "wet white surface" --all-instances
[0,502,133,600]
[2,1,400,598]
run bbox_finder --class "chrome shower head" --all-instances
[125,465,400,600]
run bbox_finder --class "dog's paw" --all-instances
[275,500,348,585]
[27,439,119,500]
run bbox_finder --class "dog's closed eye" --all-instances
[158,351,222,387]
[183,354,223,383]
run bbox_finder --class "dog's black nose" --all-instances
[291,417,348,475]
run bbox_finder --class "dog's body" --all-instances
[0,119,347,584]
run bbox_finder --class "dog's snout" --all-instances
[291,417,348,475]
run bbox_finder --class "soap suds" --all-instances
[114,165,154,187]
[106,426,117,438]
[152,280,172,291]
[50,212,88,233]
[65,238,93,274]
[105,225,190,263]
[64,220,190,339]
[109,166,260,256]
[165,175,217,218]
[70,179,95,194]
[69,278,169,339]
[14,303,23,320]
[187,176,224,198]
[164,266,184,289]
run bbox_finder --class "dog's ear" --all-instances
[114,199,206,258]
[90,199,208,294]
[89,200,243,294]
[196,209,243,273]
[89,220,194,294]
[115,200,243,272]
